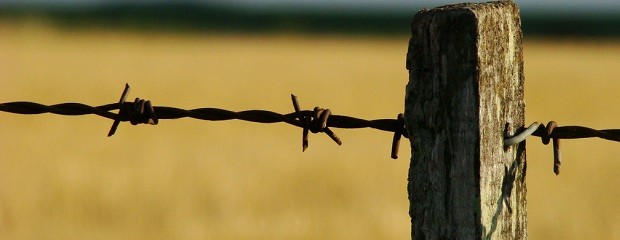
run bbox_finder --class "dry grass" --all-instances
[1,22,619,239]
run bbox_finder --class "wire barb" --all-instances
[107,84,159,137]
[290,94,309,151]
[391,113,407,159]
[107,83,131,137]
[290,95,343,151]
[310,107,342,145]
[543,121,561,175]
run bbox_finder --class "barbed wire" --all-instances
[504,121,620,175]
[3,84,620,169]
[0,84,409,159]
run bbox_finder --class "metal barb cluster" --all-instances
[505,121,620,175]
[0,84,409,159]
[290,94,341,152]
[108,84,158,136]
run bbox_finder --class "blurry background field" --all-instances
[1,1,620,239]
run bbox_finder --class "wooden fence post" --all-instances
[404,1,526,239]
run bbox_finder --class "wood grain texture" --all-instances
[405,1,526,239]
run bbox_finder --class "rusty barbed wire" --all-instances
[4,84,620,167]
[505,121,620,175]
[0,84,409,159]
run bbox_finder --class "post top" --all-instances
[414,1,518,18]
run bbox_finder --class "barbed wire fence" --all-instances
[0,84,409,159]
[2,83,620,174]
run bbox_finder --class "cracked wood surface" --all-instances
[405,1,526,239]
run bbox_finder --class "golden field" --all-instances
[1,22,620,239]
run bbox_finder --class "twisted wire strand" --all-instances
[6,101,617,143]
[504,122,620,146]
[533,125,620,141]
[0,102,402,133]
[5,84,620,163]
[0,102,119,119]
[0,84,408,159]
[504,121,620,175]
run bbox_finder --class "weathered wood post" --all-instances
[404,1,526,239]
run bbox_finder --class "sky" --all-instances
[215,0,620,13]
[1,0,619,15]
